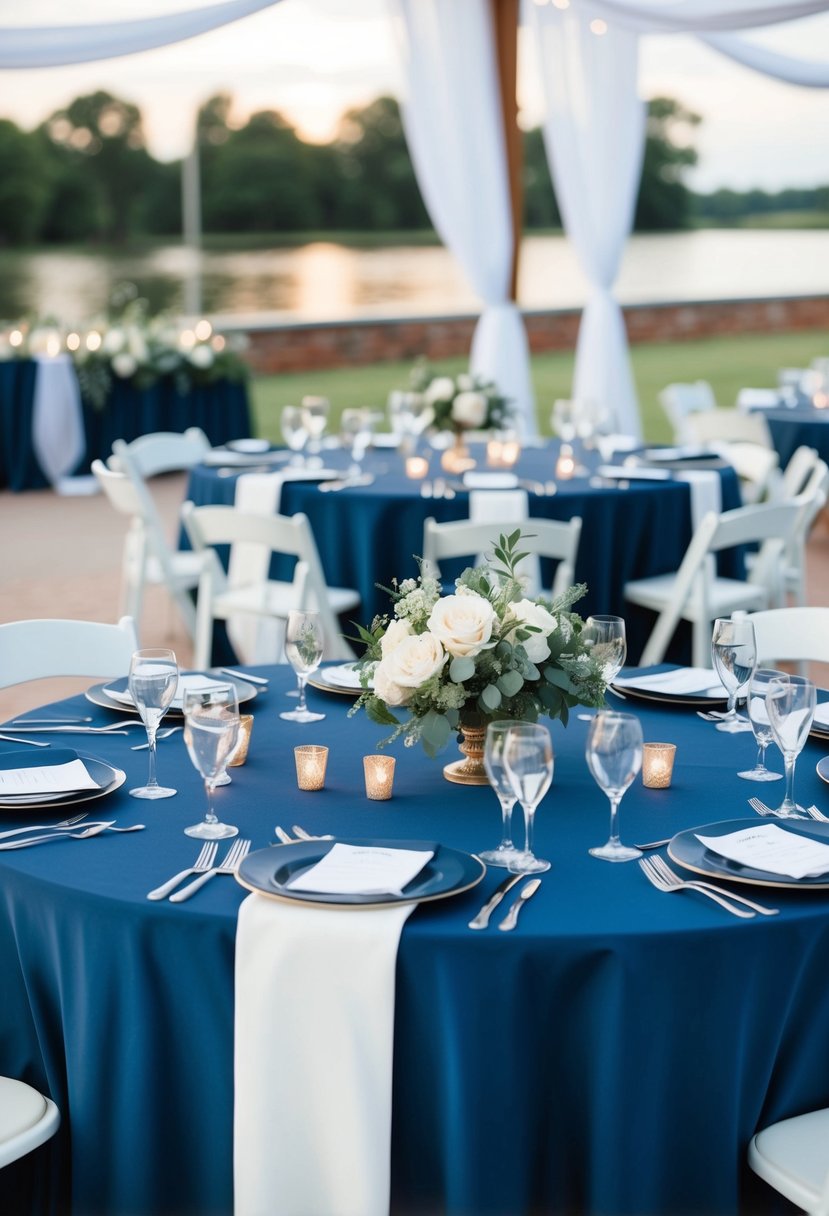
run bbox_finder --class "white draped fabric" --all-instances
[702,32,829,83]
[31,355,86,487]
[388,0,536,436]
[530,2,645,439]
[584,0,829,33]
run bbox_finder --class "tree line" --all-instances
[0,89,825,248]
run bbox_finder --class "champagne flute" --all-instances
[280,610,325,723]
[711,617,757,733]
[738,667,786,783]
[281,405,309,467]
[765,674,816,818]
[578,615,626,720]
[182,685,240,839]
[503,723,553,874]
[479,721,523,867]
[586,711,643,862]
[128,648,178,799]
[300,395,329,459]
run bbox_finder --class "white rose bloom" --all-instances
[457,374,474,391]
[111,352,137,378]
[424,376,456,407]
[384,632,447,688]
[451,391,487,428]
[427,594,496,658]
[373,660,410,707]
[380,618,413,657]
[102,327,126,355]
[508,599,558,664]
[189,344,214,369]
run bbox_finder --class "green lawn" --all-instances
[249,328,829,445]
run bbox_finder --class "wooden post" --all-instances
[491,0,523,302]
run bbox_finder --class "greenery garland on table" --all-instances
[406,359,512,433]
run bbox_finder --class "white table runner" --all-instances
[31,354,86,489]
[673,468,722,530]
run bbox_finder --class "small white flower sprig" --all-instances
[348,531,608,757]
[407,359,512,433]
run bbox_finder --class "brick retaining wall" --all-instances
[222,294,829,375]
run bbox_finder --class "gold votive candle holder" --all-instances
[227,714,254,766]
[555,445,576,480]
[405,456,429,480]
[500,439,521,467]
[642,743,677,789]
[486,438,504,466]
[295,745,329,791]
[363,754,396,801]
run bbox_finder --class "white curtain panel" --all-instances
[530,2,645,439]
[388,0,537,436]
[583,0,829,34]
[702,32,829,83]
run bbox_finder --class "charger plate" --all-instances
[86,670,258,718]
[307,663,371,698]
[0,748,125,812]
[611,681,727,709]
[236,838,485,909]
[668,818,829,890]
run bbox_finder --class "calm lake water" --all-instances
[1,229,827,325]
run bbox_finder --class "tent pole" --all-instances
[491,0,523,302]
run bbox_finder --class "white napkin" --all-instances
[614,667,722,696]
[674,468,722,531]
[597,465,671,482]
[813,702,829,729]
[228,472,286,664]
[737,389,781,412]
[468,489,540,596]
[463,472,519,489]
[31,354,86,488]
[697,824,829,880]
[0,757,98,797]
[321,663,368,690]
[105,672,226,710]
[234,895,414,1216]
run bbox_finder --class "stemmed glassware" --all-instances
[281,406,309,467]
[585,711,643,862]
[578,615,626,720]
[340,408,372,475]
[503,723,553,874]
[765,674,817,818]
[711,617,757,732]
[479,721,523,867]
[738,667,786,783]
[280,610,326,723]
[128,648,179,799]
[300,395,330,459]
[182,684,240,839]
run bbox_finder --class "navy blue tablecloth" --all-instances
[1,668,828,1215]
[762,408,829,468]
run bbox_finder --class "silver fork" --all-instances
[169,839,251,902]
[146,841,219,900]
[639,856,755,918]
[648,854,778,916]
[748,797,776,817]
[290,824,334,841]
[0,812,89,841]
[131,727,183,750]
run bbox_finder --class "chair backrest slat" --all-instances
[0,617,137,689]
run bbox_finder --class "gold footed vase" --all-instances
[443,721,490,786]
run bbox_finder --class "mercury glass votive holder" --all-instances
[642,743,677,789]
[405,456,429,480]
[227,714,254,767]
[295,745,329,791]
[555,444,576,480]
[363,755,396,801]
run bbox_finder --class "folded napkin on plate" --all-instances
[696,824,829,880]
[812,702,829,729]
[597,464,671,482]
[0,748,99,797]
[321,663,366,690]
[286,843,434,896]
[235,894,414,1216]
[105,672,229,709]
[614,667,722,696]
[463,471,519,490]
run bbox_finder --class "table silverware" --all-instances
[468,872,523,930]
[498,878,542,931]
[274,825,293,844]
[0,733,50,747]
[290,824,334,841]
[647,855,778,916]
[749,796,829,823]
[633,838,672,850]
[12,717,94,725]
[218,668,269,687]
[639,856,754,918]
[0,822,118,849]
[146,841,219,900]
[0,725,130,736]
[0,812,90,840]
[169,838,251,902]
[131,726,183,750]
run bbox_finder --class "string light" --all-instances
[589,17,608,33]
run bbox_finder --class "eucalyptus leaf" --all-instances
[449,656,476,684]
[480,684,502,712]
[497,669,524,698]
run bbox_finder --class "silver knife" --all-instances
[498,878,542,932]
[468,872,523,930]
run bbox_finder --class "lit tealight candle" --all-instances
[555,444,576,480]
[295,745,329,791]
[405,456,429,480]
[227,714,254,767]
[500,439,521,467]
[642,743,677,789]
[363,754,396,801]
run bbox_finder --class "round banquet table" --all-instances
[762,407,829,469]
[2,667,829,1216]
[184,444,742,665]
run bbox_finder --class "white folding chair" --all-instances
[181,503,360,668]
[422,515,582,601]
[0,617,137,689]
[746,608,829,668]
[110,428,210,478]
[749,1107,829,1216]
[779,446,821,499]
[624,500,803,668]
[768,459,828,605]
[91,460,203,638]
[684,410,779,503]
[0,1076,60,1170]
[658,381,717,444]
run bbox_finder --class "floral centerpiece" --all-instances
[349,531,608,783]
[407,359,512,435]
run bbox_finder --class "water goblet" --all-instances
[578,615,626,720]
[738,667,786,783]
[340,408,372,475]
[281,405,308,467]
[128,648,178,799]
[479,721,523,867]
[711,617,757,732]
[182,684,240,839]
[280,610,325,723]
[586,710,643,862]
[551,398,576,444]
[301,395,330,458]
[765,674,817,818]
[503,722,553,874]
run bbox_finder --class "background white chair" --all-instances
[658,381,717,444]
[422,515,582,601]
[181,503,360,668]
[0,1076,60,1170]
[0,616,137,689]
[110,428,210,478]
[748,1106,829,1215]
[761,456,829,605]
[746,607,829,668]
[624,500,802,668]
[684,409,780,503]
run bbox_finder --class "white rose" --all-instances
[507,599,558,664]
[102,327,126,355]
[424,376,456,407]
[381,618,413,657]
[373,660,410,707]
[128,330,149,362]
[384,632,447,688]
[111,352,137,378]
[456,374,474,391]
[427,594,496,659]
[189,344,214,369]
[451,391,487,428]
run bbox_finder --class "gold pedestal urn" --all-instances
[443,720,490,786]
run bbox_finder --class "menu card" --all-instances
[286,843,434,896]
[696,824,829,880]
[106,672,225,709]
[614,667,722,696]
[0,757,99,798]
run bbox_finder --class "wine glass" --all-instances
[300,395,329,458]
[738,667,786,783]
[479,721,523,867]
[280,610,325,723]
[128,648,178,799]
[503,723,553,874]
[281,406,308,466]
[182,684,240,839]
[578,615,626,720]
[339,408,371,475]
[765,674,817,818]
[711,617,757,732]
[585,711,643,862]
[551,398,576,443]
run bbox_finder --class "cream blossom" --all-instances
[189,343,214,369]
[111,352,138,378]
[372,661,411,707]
[383,632,447,688]
[451,390,487,429]
[424,376,456,407]
[380,617,413,657]
[427,593,496,658]
[507,599,558,664]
